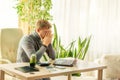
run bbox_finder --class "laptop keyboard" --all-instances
[53,59,74,67]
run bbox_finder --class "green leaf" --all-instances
[81,38,87,48]
[74,48,77,58]
[78,51,83,59]
[78,37,82,54]
[68,50,73,57]
[72,73,81,76]
[43,54,48,61]
[82,36,91,60]
[15,0,53,32]
[66,40,76,50]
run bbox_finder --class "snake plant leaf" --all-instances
[67,40,76,50]
[43,54,48,61]
[77,50,83,59]
[74,48,77,58]
[59,45,66,57]
[53,24,58,41]
[65,40,75,58]
[81,38,87,48]
[65,40,75,49]
[68,50,73,57]
[52,24,58,48]
[58,37,61,48]
[52,22,91,62]
[78,37,82,53]
[82,36,91,60]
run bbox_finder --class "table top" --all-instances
[0,59,107,80]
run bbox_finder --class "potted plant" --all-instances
[53,24,91,60]
[15,0,53,33]
[52,24,91,76]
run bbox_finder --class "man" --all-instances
[17,20,55,80]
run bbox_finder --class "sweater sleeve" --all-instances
[21,36,47,62]
[46,44,56,60]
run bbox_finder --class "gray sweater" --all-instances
[17,31,55,63]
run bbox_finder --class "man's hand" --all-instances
[42,30,53,46]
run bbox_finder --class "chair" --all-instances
[0,28,23,63]
[100,54,120,80]
[91,54,120,80]
[0,28,23,80]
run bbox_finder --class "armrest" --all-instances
[0,59,12,64]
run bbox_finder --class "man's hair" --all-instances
[36,19,51,29]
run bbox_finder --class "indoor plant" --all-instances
[52,24,91,60]
[15,0,91,68]
[52,24,91,76]
[15,0,53,33]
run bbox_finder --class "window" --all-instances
[0,0,18,28]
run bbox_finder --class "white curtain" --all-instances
[0,0,18,28]
[51,0,120,61]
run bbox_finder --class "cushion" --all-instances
[101,54,120,78]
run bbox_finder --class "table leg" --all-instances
[98,69,103,80]
[0,70,4,80]
[68,74,71,80]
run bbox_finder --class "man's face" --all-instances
[37,27,51,39]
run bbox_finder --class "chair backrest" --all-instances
[101,54,120,79]
[0,28,23,63]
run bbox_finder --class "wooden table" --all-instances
[0,60,106,80]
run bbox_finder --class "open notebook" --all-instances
[15,66,39,73]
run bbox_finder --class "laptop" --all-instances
[53,53,80,67]
[53,58,75,67]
